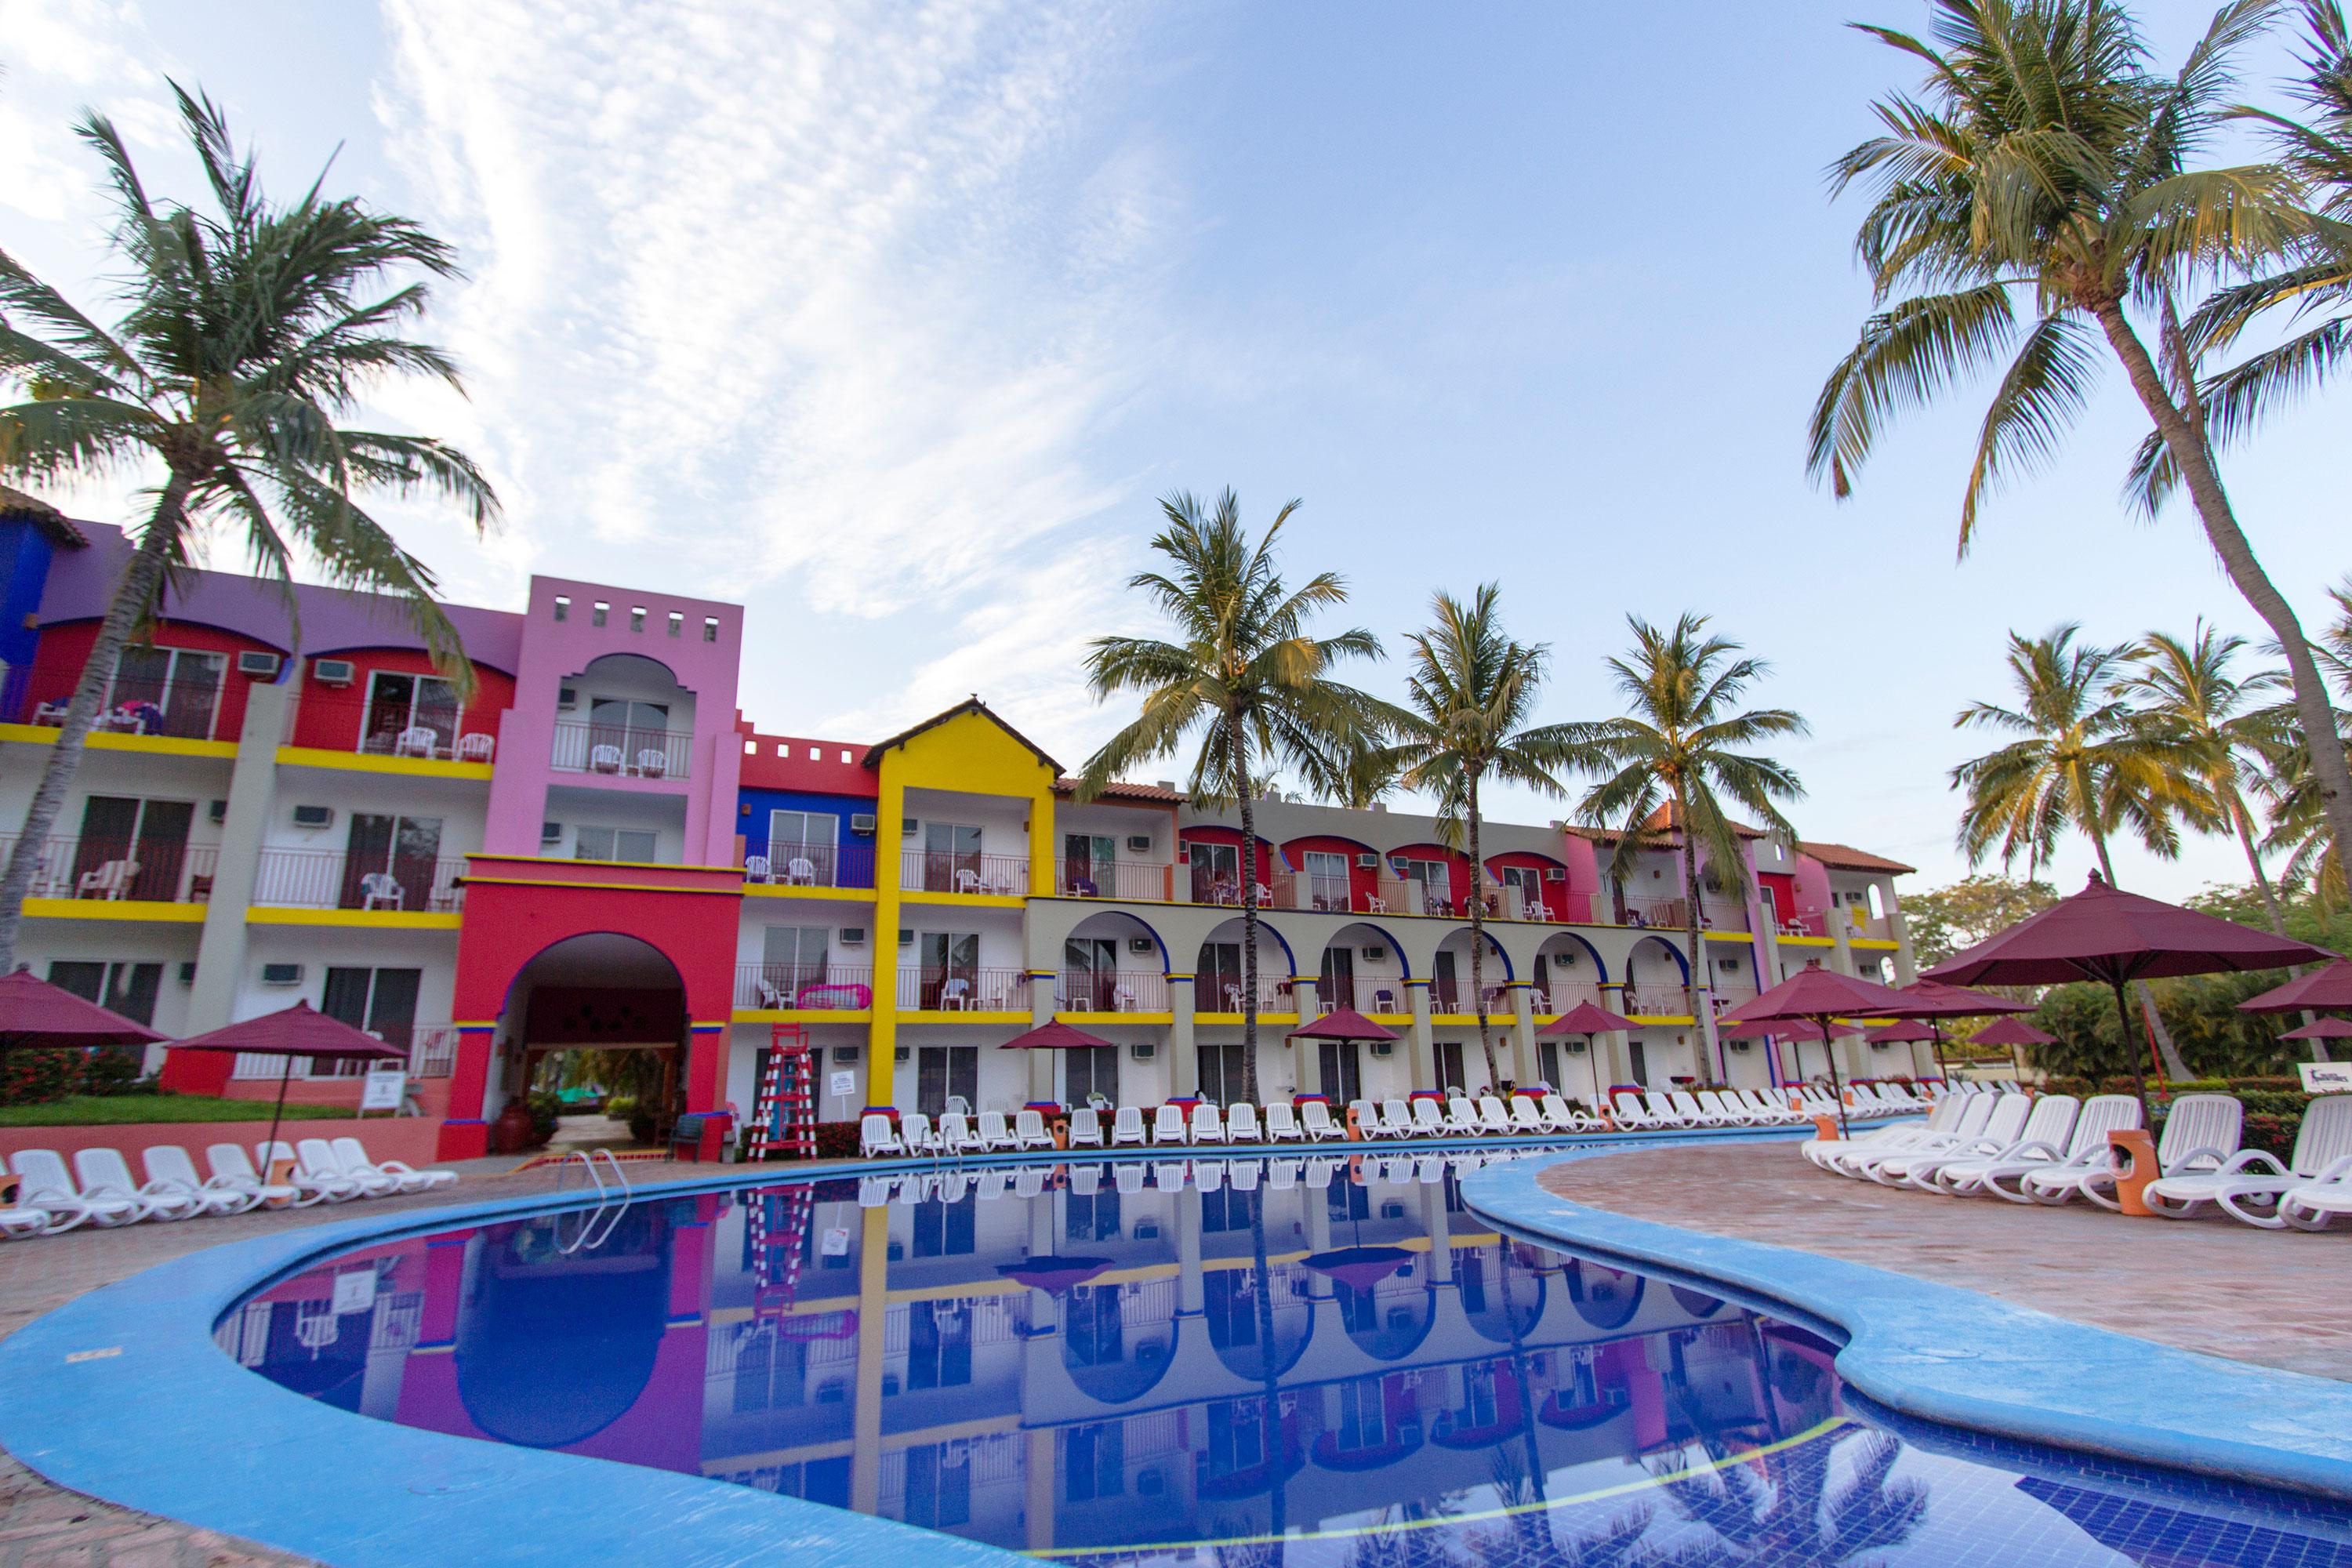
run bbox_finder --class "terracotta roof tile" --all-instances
[1799,839,1917,875]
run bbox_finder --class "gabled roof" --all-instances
[0,486,87,549]
[1055,776,1185,804]
[1799,839,1917,876]
[862,696,1062,774]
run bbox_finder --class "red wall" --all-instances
[1281,833,1381,906]
[1387,841,1473,906]
[24,619,285,739]
[283,648,514,754]
[1484,851,1570,920]
[735,722,878,797]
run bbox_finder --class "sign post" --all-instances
[360,1067,407,1116]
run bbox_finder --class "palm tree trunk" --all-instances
[2092,301,2352,899]
[1468,775,1498,1091]
[1231,710,1262,1109]
[2225,782,2326,1062]
[2084,822,2194,1082]
[0,483,186,971]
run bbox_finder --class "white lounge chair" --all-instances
[1443,1097,1480,1134]
[1111,1105,1148,1147]
[1301,1101,1344,1142]
[1350,1099,1385,1138]
[1959,1095,2141,1203]
[1264,1102,1303,1142]
[296,1137,396,1198]
[860,1113,904,1158]
[1152,1160,1188,1191]
[899,1112,941,1155]
[1225,1102,1263,1143]
[1013,1109,1055,1151]
[2038,1093,2240,1209]
[1817,1093,1993,1177]
[1610,1091,1664,1130]
[1190,1103,1228,1145]
[938,1110,987,1155]
[2148,1094,2352,1228]
[1152,1104,1189,1146]
[975,1111,1017,1151]
[1508,1097,1546,1134]
[1409,1098,1446,1138]
[1,1157,59,1237]
[9,1149,139,1229]
[74,1147,196,1221]
[1864,1094,2034,1187]
[205,1144,303,1209]
[332,1136,455,1195]
[1669,1091,1724,1127]
[1472,1096,1512,1134]
[1692,1090,1746,1126]
[1915,1094,2083,1195]
[1741,1088,1803,1124]
[1067,1106,1104,1149]
[1381,1098,1415,1139]
[1640,1092,1689,1128]
[1229,1158,1261,1192]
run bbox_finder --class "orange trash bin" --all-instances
[2107,1127,2160,1217]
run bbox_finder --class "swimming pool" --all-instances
[223,1150,2351,1566]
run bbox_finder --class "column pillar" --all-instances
[1290,978,1319,1100]
[1175,1185,1205,1315]
[1828,906,1858,978]
[1419,1183,1454,1284]
[1690,934,1721,1080]
[1889,906,1919,985]
[849,1202,890,1513]
[1406,978,1436,1096]
[1597,982,1632,1093]
[187,674,298,1036]
[1026,968,1057,1105]
[1168,973,1198,1099]
[1508,982,1538,1088]
[862,768,907,1113]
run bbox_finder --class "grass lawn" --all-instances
[0,1094,358,1127]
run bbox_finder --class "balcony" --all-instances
[1430,980,1510,1014]
[281,690,503,764]
[1534,982,1604,1014]
[735,963,874,1011]
[1055,858,1177,902]
[1623,985,1694,1016]
[4,835,220,903]
[1697,898,1751,933]
[744,843,877,891]
[5,668,223,741]
[896,967,1029,1011]
[1056,969,1170,1013]
[1188,863,1298,909]
[902,850,1029,897]
[1310,975,1410,1014]
[551,719,692,779]
[251,848,467,912]
[231,1022,460,1080]
[1609,896,1690,931]
[1193,975,1294,1014]
[1776,912,1830,939]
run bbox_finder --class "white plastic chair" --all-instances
[937,1111,985,1154]
[1444,1097,1480,1134]
[635,748,670,778]
[955,869,985,895]
[1610,1091,1661,1129]
[1301,1101,1343,1142]
[1190,1102,1227,1145]
[332,1136,454,1193]
[205,1144,303,1209]
[394,725,439,758]
[1067,1106,1104,1148]
[1910,1095,2082,1194]
[138,1145,253,1217]
[300,1137,397,1198]
[899,1112,939,1154]
[860,1113,904,1158]
[938,978,971,1011]
[744,855,772,884]
[1225,1102,1263,1143]
[1508,1098,1546,1134]
[976,1111,1017,1151]
[787,857,819,886]
[1264,1102,1302,1142]
[1350,1100,1385,1138]
[12,1149,142,1228]
[1410,1099,1446,1137]
[589,744,625,774]
[0,1159,52,1240]
[1152,1104,1189,1145]
[1640,1093,1689,1128]
[1960,1096,2140,1203]
[1111,1105,1148,1147]
[456,731,494,763]
[1381,1098,1414,1139]
[1475,1096,1514,1134]
[358,871,405,910]
[77,859,140,900]
[2050,1094,2240,1210]
[2150,1094,2352,1228]
[1853,1095,2027,1185]
[1013,1109,1054,1150]
[74,1147,194,1221]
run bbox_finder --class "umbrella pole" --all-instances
[1820,1017,1849,1138]
[1927,1020,1949,1086]
[2107,979,2151,1130]
[265,1054,296,1186]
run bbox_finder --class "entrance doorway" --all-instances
[499,933,689,1145]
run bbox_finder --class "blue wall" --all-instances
[736,786,878,886]
[0,520,59,668]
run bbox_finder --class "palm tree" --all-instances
[2258,580,2352,910]
[1076,489,1385,1106]
[0,85,495,971]
[1951,626,2214,1076]
[2114,624,2296,935]
[1809,0,2352,903]
[1384,586,1579,1091]
[1561,615,1806,1068]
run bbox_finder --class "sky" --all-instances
[2,0,2344,902]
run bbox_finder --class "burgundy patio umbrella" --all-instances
[1720,1014,1864,1103]
[1537,1000,1635,1107]
[1895,977,2038,1084]
[2238,960,2352,1062]
[1965,1014,2057,1080]
[996,1254,1113,1295]
[2278,1015,2352,1045]
[0,966,165,1080]
[1922,870,2337,1122]
[1719,967,1923,1136]
[998,1021,1117,1113]
[1289,1008,1399,1103]
[169,1001,406,1174]
[1302,1243,1415,1293]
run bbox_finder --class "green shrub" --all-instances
[82,1047,145,1097]
[524,1091,562,1147]
[0,1049,78,1106]
[604,1095,637,1123]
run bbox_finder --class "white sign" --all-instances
[829,1070,856,1099]
[2299,1062,2352,1094]
[820,1225,851,1258]
[331,1268,377,1316]
[360,1068,407,1112]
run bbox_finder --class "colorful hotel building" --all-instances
[0,505,1921,1159]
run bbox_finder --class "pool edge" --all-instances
[1460,1149,2352,1504]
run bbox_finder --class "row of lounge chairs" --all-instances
[0,1139,455,1238]
[862,1080,1937,1159]
[1802,1083,2352,1230]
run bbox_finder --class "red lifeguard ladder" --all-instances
[747,1023,816,1162]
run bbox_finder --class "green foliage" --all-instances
[0,1049,78,1106]
[603,1094,637,1123]
[2184,879,2352,951]
[524,1091,562,1147]
[2030,974,2302,1080]
[80,1047,145,1097]
[1904,874,2059,967]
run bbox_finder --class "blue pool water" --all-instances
[226,1151,2351,1565]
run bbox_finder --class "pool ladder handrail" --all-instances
[553,1149,633,1254]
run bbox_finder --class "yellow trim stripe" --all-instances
[245,907,462,929]
[274,745,492,780]
[0,724,236,758]
[742,882,877,902]
[24,897,205,923]
[898,889,1025,909]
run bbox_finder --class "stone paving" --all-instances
[1535,1141,2352,1382]
[0,1152,721,1567]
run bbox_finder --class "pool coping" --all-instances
[1460,1146,2352,1504]
[0,1125,1819,1566]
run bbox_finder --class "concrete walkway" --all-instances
[0,1152,728,1567]
[1536,1141,2352,1382]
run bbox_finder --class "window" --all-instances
[702,616,720,643]
[1196,941,1244,1009]
[1066,1187,1121,1242]
[911,1200,975,1262]
[1498,863,1546,916]
[1065,936,1118,1011]
[319,966,421,1075]
[576,826,659,862]
[1062,832,1116,894]
[666,611,683,637]
[1318,1040,1362,1104]
[1538,1038,1561,1088]
[1435,1040,1466,1094]
[47,960,162,1026]
[591,601,608,627]
[341,813,445,910]
[1335,1377,1387,1452]
[361,671,461,757]
[1188,840,1240,902]
[920,822,982,891]
[1395,856,1451,913]
[1196,1043,1250,1106]
[1065,1422,1124,1503]
[107,646,224,739]
[1205,1401,1267,1476]
[768,810,839,883]
[1065,1285,1124,1366]
[1302,850,1350,911]
[1319,944,1355,1009]
[899,1445,969,1529]
[761,927,830,994]
[553,595,570,622]
[72,796,196,901]
[915,1044,977,1117]
[1063,1044,1119,1107]
[629,606,645,633]
[916,931,978,1009]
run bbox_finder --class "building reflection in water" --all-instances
[227,1152,2352,1568]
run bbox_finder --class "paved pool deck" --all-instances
[1534,1142,2352,1382]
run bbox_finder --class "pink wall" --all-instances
[1553,834,1602,924]
[0,1115,445,1169]
[485,575,745,862]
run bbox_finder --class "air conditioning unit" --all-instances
[1134,1221,1160,1240]
[291,804,334,829]
[1563,1037,1588,1053]
[1545,866,1566,881]
[176,961,197,985]
[849,813,877,835]
[1370,1040,1393,1058]
[1130,1041,1156,1061]
[260,963,304,986]
[1356,852,1377,868]
[1127,938,1153,954]
[1137,1468,1164,1498]
[235,651,281,677]
[311,658,355,685]
[832,928,864,947]
[208,800,227,824]
[1362,945,1387,960]
[894,1046,910,1063]
[897,929,913,946]
[833,1046,860,1065]
[901,817,919,837]
[541,821,562,844]
[556,686,579,711]
[1728,1039,1752,1052]
[1126,834,1152,852]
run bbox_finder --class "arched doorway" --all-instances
[499,933,690,1145]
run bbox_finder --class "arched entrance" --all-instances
[500,933,691,1145]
